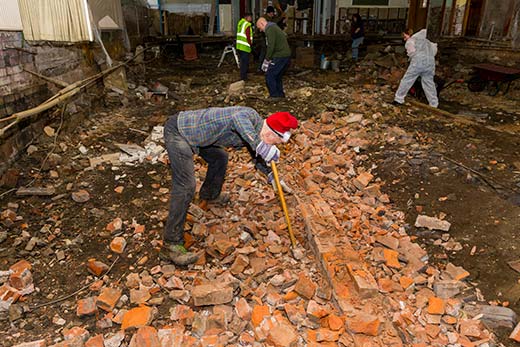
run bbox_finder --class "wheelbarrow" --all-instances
[409,76,464,101]
[467,63,520,96]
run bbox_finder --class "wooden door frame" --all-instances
[408,0,431,32]
[462,0,486,37]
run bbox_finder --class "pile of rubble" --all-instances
[2,49,520,346]
[4,104,520,347]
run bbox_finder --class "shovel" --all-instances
[270,161,296,247]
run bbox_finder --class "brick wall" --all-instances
[0,30,97,176]
[0,31,47,118]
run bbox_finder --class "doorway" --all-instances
[464,0,485,36]
[408,0,430,32]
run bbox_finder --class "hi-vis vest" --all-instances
[236,18,252,53]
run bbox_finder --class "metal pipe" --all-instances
[216,0,220,33]
[158,0,164,35]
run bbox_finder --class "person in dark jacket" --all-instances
[256,17,291,99]
[351,14,364,61]
[257,6,284,72]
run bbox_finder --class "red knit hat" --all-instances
[266,112,298,137]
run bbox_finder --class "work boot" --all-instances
[199,193,230,210]
[391,100,404,106]
[159,244,199,266]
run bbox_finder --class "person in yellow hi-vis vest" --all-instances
[236,13,253,81]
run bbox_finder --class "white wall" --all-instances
[337,0,408,8]
[161,0,211,13]
[0,0,23,30]
[148,0,159,9]
[219,4,232,32]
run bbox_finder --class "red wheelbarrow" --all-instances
[467,63,520,96]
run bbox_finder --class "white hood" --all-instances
[412,29,428,40]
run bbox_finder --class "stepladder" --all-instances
[217,44,240,68]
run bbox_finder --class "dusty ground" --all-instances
[1,47,520,346]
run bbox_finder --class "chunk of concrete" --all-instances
[477,305,517,329]
[415,215,451,232]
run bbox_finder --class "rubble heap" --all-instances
[4,108,518,347]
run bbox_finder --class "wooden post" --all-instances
[208,0,217,35]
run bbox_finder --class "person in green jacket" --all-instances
[236,13,253,81]
[256,17,291,99]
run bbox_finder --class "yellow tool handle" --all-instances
[270,161,296,247]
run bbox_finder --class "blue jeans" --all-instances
[238,50,250,81]
[266,57,290,97]
[352,37,364,60]
[163,114,229,245]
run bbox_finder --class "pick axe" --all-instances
[270,161,296,247]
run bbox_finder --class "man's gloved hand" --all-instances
[261,59,271,72]
[268,172,294,194]
[256,141,280,163]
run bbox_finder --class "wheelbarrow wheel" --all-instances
[487,81,500,96]
[467,76,487,92]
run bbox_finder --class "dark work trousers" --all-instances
[266,57,290,97]
[163,114,229,245]
[238,50,250,81]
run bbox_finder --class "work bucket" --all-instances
[320,59,330,70]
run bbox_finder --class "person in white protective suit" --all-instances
[394,29,439,108]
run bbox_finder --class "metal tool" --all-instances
[270,161,296,247]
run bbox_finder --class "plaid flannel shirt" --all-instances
[177,106,263,152]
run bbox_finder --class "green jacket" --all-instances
[265,22,291,59]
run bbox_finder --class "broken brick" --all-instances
[347,264,378,298]
[77,297,97,317]
[459,319,483,338]
[86,259,109,277]
[96,287,122,312]
[109,237,127,253]
[9,260,32,273]
[352,172,373,190]
[230,254,249,275]
[266,321,298,347]
[284,303,306,325]
[444,263,470,281]
[346,313,381,336]
[129,326,160,347]
[121,305,156,330]
[235,297,252,321]
[130,288,151,305]
[383,248,401,269]
[106,218,123,232]
[378,278,403,293]
[510,322,520,342]
[294,273,317,300]
[85,335,104,347]
[251,305,270,327]
[11,340,46,347]
[63,326,90,342]
[306,300,330,320]
[427,297,445,315]
[327,314,344,331]
[9,260,33,290]
[316,328,340,342]
[399,276,414,289]
[192,283,233,306]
